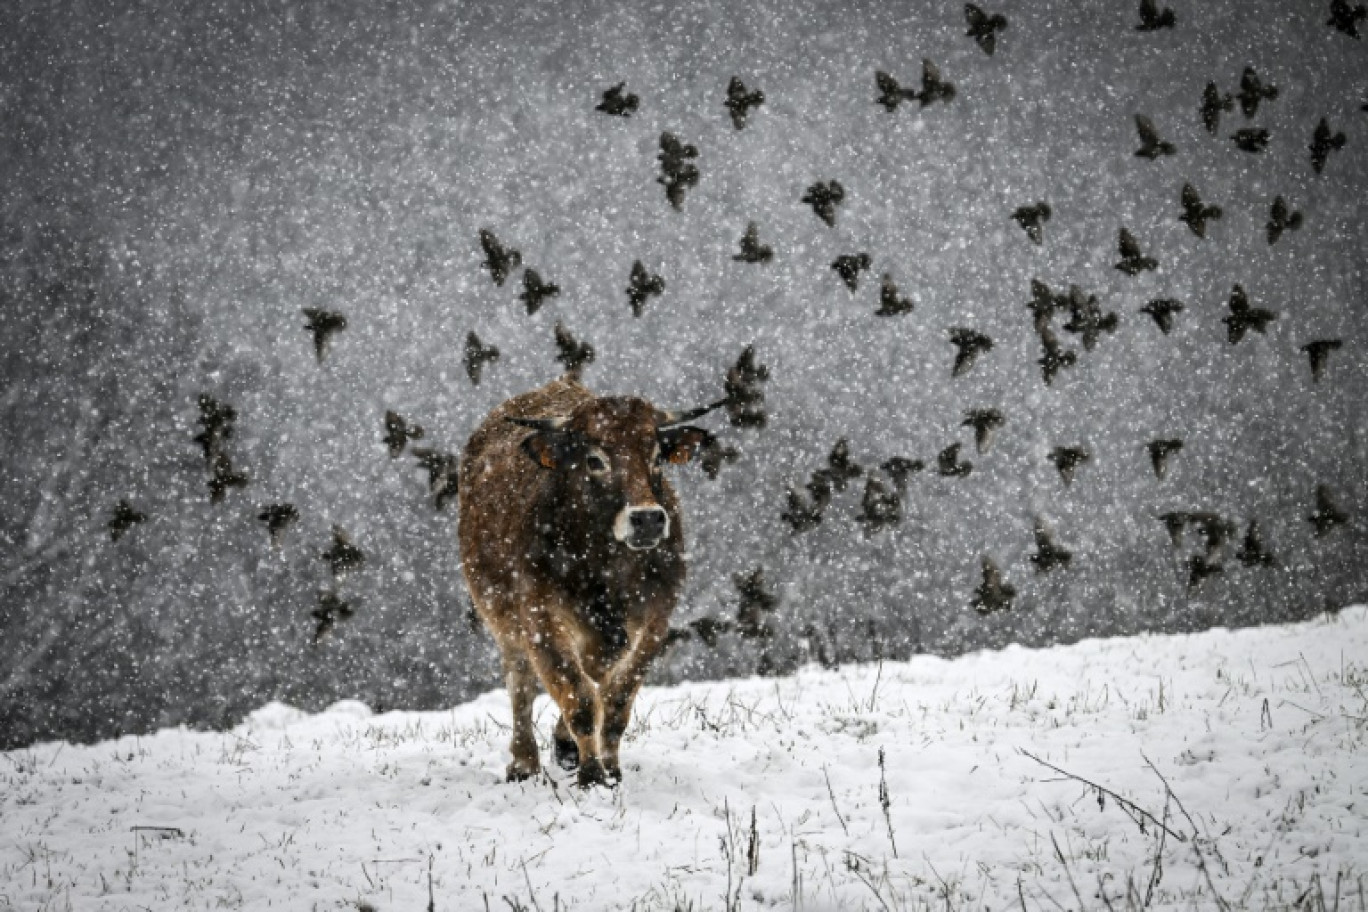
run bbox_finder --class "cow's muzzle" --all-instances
[614,506,670,550]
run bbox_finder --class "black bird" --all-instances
[383,410,424,458]
[1308,484,1348,537]
[965,3,1008,54]
[831,253,872,292]
[724,344,770,428]
[880,457,925,489]
[108,499,147,541]
[1187,512,1236,558]
[596,82,639,117]
[258,503,299,549]
[1159,511,1190,549]
[1200,82,1235,134]
[734,567,779,640]
[1179,183,1222,237]
[781,487,825,533]
[1266,196,1303,245]
[801,180,845,226]
[1187,554,1225,589]
[321,525,365,580]
[949,328,993,377]
[857,474,902,534]
[1062,287,1119,350]
[1146,438,1183,480]
[1012,202,1052,245]
[1140,298,1184,334]
[962,408,1005,455]
[688,616,734,648]
[302,308,347,363]
[1328,0,1367,37]
[972,557,1016,614]
[914,59,956,106]
[1037,327,1078,386]
[804,471,834,506]
[207,452,248,504]
[937,442,973,477]
[1223,284,1277,344]
[1231,127,1270,153]
[1301,338,1342,383]
[1115,227,1158,275]
[1026,278,1062,333]
[657,132,700,209]
[1310,118,1346,174]
[876,274,914,316]
[193,394,237,465]
[698,436,740,479]
[733,222,774,264]
[875,70,920,112]
[1030,519,1073,573]
[1136,0,1176,30]
[478,229,521,287]
[1049,446,1090,487]
[412,446,460,511]
[554,321,595,378]
[1134,115,1176,158]
[519,268,560,315]
[1236,519,1275,567]
[1237,67,1279,118]
[814,438,863,493]
[464,331,500,385]
[626,260,666,317]
[725,77,765,129]
[312,589,354,644]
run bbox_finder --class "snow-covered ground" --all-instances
[3,607,1365,911]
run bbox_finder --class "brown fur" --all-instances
[458,375,705,787]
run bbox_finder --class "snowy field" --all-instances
[2,607,1365,911]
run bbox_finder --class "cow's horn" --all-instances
[657,399,726,428]
[505,416,570,431]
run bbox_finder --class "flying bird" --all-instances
[657,131,700,209]
[1237,67,1279,118]
[801,180,845,226]
[1236,519,1275,567]
[781,487,825,534]
[1187,554,1224,589]
[626,260,666,316]
[949,328,993,377]
[1266,196,1303,245]
[1200,82,1235,134]
[478,229,521,287]
[937,442,973,478]
[733,222,774,264]
[321,525,365,580]
[875,70,920,112]
[1037,327,1078,385]
[1049,446,1090,486]
[1186,512,1236,558]
[554,321,595,377]
[192,394,237,465]
[1135,0,1176,30]
[311,589,355,644]
[1223,284,1277,344]
[1026,278,1062,333]
[1140,298,1184,334]
[412,446,461,511]
[1301,338,1342,383]
[831,253,872,292]
[723,344,770,428]
[1062,286,1118,351]
[1328,0,1367,37]
[207,452,248,504]
[108,499,147,541]
[1134,115,1176,158]
[1231,127,1270,153]
[464,331,500,385]
[965,3,1008,54]
[880,457,925,489]
[962,408,1005,454]
[258,503,299,549]
[914,58,956,106]
[734,567,779,640]
[1012,202,1052,245]
[1307,484,1348,537]
[1146,438,1183,480]
[383,410,424,458]
[1115,227,1158,275]
[972,557,1016,614]
[857,474,903,534]
[302,308,347,363]
[698,437,740,480]
[1310,118,1346,174]
[595,82,639,117]
[876,274,914,316]
[1179,183,1222,237]
[1030,519,1073,574]
[725,77,765,129]
[519,268,560,315]
[813,438,863,493]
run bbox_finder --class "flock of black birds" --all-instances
[102,0,1360,648]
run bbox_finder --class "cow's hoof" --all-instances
[506,759,540,783]
[603,759,622,785]
[553,735,579,771]
[576,757,614,789]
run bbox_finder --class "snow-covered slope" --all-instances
[3,607,1364,910]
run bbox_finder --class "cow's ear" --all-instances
[521,430,567,469]
[658,426,712,465]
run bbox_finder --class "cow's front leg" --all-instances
[523,604,609,788]
[599,614,669,782]
[502,649,541,782]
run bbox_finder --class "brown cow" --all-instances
[458,374,716,787]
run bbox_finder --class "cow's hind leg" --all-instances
[502,649,542,782]
[551,715,579,771]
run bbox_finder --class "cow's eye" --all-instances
[586,452,609,475]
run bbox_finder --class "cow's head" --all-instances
[509,397,716,551]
